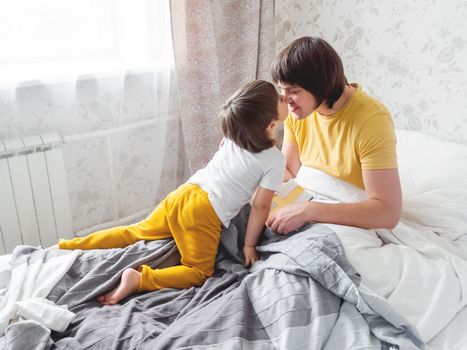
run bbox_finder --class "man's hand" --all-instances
[267,202,312,235]
[243,245,259,267]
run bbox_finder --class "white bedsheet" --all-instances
[427,304,467,350]
[296,165,467,343]
[0,248,80,335]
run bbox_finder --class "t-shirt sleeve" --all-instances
[283,113,298,144]
[358,114,398,170]
[259,151,286,191]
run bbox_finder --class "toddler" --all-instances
[58,80,288,305]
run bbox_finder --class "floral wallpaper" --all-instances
[275,0,467,146]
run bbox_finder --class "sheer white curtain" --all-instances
[0,0,173,85]
[0,0,180,235]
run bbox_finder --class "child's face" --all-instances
[266,95,289,140]
[277,94,289,122]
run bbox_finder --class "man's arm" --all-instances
[267,168,402,233]
[282,141,301,181]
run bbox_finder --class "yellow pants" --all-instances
[59,183,222,292]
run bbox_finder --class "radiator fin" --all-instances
[0,134,73,254]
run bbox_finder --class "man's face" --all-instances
[278,82,318,119]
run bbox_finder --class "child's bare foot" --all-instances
[97,268,141,305]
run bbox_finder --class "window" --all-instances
[0,0,173,85]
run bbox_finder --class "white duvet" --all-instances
[295,129,467,343]
[0,248,80,336]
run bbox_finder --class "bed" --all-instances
[0,129,465,349]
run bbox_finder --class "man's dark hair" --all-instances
[271,36,347,109]
[221,80,279,153]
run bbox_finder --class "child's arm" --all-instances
[283,167,294,182]
[244,186,275,267]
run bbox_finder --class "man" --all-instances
[267,36,401,234]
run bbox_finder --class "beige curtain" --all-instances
[171,0,275,173]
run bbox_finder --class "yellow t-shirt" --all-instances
[283,84,397,189]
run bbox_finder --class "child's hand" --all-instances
[243,245,259,267]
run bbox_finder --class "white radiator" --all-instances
[0,134,73,254]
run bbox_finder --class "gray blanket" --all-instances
[1,206,424,349]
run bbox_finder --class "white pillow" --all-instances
[396,129,467,196]
[396,129,467,238]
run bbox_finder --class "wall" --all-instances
[275,0,467,145]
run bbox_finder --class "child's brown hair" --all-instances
[221,80,279,153]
